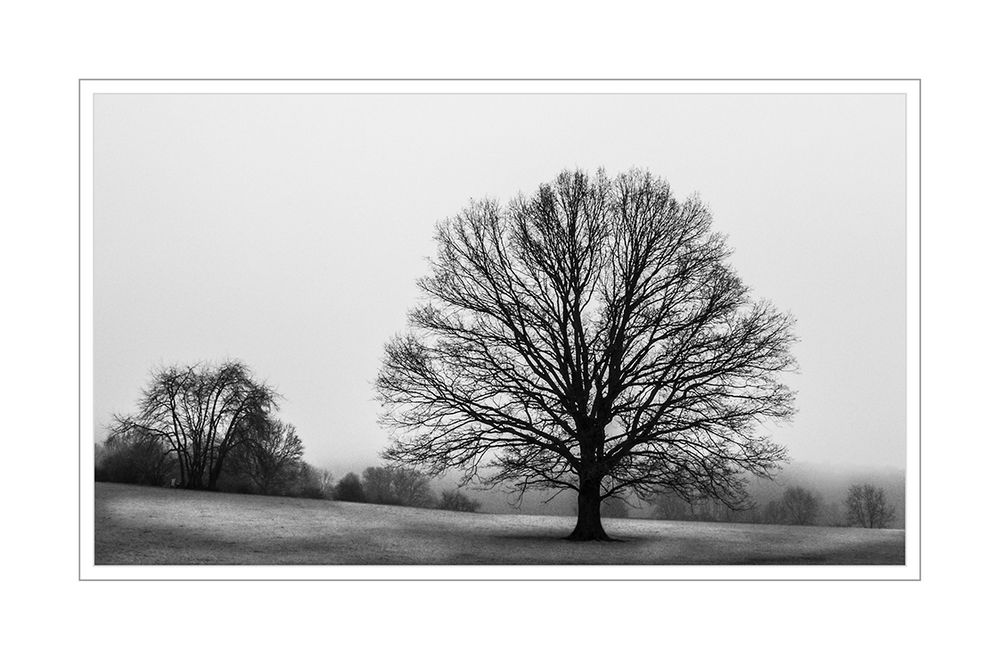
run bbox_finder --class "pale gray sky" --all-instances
[93,93,906,474]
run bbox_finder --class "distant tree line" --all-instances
[334,466,482,512]
[97,430,483,511]
[97,360,482,509]
[640,483,896,528]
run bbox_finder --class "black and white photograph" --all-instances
[8,3,1000,659]
[80,81,918,577]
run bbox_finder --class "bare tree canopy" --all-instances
[362,466,435,507]
[335,472,366,502]
[113,360,278,490]
[439,489,482,513]
[231,417,304,495]
[781,486,820,525]
[844,483,896,529]
[376,168,797,540]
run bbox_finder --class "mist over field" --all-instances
[322,461,905,526]
[93,93,906,478]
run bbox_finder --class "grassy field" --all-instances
[95,483,904,565]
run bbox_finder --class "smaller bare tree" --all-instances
[781,486,820,525]
[287,463,336,499]
[335,472,366,502]
[439,489,482,512]
[844,483,896,529]
[113,360,277,490]
[233,418,304,495]
[362,466,435,507]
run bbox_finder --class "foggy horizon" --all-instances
[93,93,906,478]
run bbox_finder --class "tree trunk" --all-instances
[207,445,232,490]
[567,477,611,541]
[184,471,204,489]
[207,463,222,491]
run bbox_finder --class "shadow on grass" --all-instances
[482,531,640,544]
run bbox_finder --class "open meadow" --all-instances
[95,483,904,565]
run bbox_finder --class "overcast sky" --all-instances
[93,93,906,474]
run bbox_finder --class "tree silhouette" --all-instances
[439,489,482,512]
[231,418,303,495]
[780,486,820,525]
[335,472,366,502]
[362,466,435,507]
[844,483,895,528]
[377,169,796,540]
[113,360,277,490]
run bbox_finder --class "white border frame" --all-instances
[80,79,920,580]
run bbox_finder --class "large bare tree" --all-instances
[376,169,797,540]
[113,360,277,490]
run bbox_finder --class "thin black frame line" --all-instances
[78,78,921,582]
